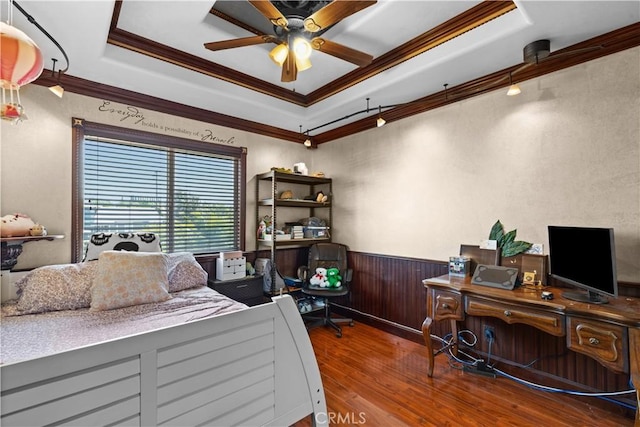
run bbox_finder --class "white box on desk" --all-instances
[449,256,470,277]
[216,255,246,281]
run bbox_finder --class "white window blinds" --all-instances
[83,136,242,254]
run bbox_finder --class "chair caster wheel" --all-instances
[348,321,354,327]
[336,332,342,338]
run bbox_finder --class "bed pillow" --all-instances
[90,251,171,311]
[14,262,99,314]
[84,232,162,261]
[167,252,208,292]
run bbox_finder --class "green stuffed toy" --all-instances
[326,267,342,288]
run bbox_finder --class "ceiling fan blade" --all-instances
[204,35,274,51]
[304,0,376,32]
[281,49,298,82]
[311,38,373,67]
[249,0,288,29]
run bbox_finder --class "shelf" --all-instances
[256,170,332,295]
[1,234,65,270]
[259,199,330,208]
[257,170,331,185]
[258,237,331,247]
[1,235,64,244]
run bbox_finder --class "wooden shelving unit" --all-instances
[256,170,332,293]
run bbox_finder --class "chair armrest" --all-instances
[297,265,310,281]
[343,268,353,285]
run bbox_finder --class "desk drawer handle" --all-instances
[588,337,600,346]
[236,284,248,289]
[442,303,450,309]
[504,310,512,317]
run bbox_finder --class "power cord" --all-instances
[430,330,637,412]
[493,368,637,411]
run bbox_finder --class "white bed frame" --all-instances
[0,295,327,426]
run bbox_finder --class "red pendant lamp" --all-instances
[1,19,44,122]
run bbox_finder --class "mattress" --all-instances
[0,286,247,365]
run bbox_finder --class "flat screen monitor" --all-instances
[547,226,617,304]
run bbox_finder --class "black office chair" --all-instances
[297,242,354,337]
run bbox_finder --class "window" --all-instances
[72,119,246,261]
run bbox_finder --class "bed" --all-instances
[0,250,327,426]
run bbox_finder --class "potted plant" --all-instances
[489,220,532,257]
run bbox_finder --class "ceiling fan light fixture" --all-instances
[269,43,289,66]
[293,36,312,60]
[295,55,312,72]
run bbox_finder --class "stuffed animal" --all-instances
[310,267,328,287]
[0,213,36,237]
[29,224,47,236]
[326,267,342,288]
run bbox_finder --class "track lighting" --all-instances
[302,98,393,144]
[507,72,521,96]
[376,105,386,127]
[300,126,312,147]
[9,1,70,102]
[48,58,64,97]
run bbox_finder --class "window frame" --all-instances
[71,117,246,262]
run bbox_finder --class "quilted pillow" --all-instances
[14,262,98,314]
[84,232,161,261]
[90,251,171,311]
[167,252,208,292]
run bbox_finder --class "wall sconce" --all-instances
[507,72,521,96]
[376,105,386,127]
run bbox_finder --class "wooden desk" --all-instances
[422,274,640,425]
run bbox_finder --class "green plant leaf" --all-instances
[501,229,517,247]
[489,220,504,241]
[502,241,533,257]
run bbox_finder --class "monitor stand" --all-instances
[562,290,609,304]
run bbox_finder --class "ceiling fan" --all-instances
[204,0,376,82]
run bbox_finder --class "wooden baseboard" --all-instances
[331,304,424,344]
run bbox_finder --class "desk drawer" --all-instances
[466,297,565,336]
[567,317,628,373]
[431,289,464,321]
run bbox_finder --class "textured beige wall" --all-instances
[313,47,640,282]
[0,90,312,269]
[1,48,638,282]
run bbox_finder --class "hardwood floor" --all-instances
[293,321,635,427]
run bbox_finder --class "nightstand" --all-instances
[208,274,265,306]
